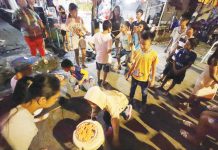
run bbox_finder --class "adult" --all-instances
[13,0,48,64]
[186,47,218,108]
[110,6,124,58]
[66,3,90,68]
[0,74,60,150]
[58,5,67,51]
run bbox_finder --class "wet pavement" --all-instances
[0,17,217,150]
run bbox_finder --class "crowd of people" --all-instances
[0,0,218,149]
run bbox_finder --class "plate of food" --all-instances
[75,120,97,143]
[73,120,104,150]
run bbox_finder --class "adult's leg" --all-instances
[129,77,138,104]
[79,38,87,68]
[160,76,171,89]
[24,37,37,56]
[74,49,80,66]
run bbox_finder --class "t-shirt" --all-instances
[133,33,140,50]
[170,27,186,44]
[110,17,124,37]
[10,76,18,92]
[131,49,158,82]
[91,32,112,64]
[117,32,131,51]
[1,105,38,150]
[13,8,43,38]
[70,66,88,81]
[174,49,197,70]
[84,86,128,119]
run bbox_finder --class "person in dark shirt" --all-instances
[131,9,149,31]
[159,38,199,95]
[58,5,67,50]
[110,5,124,58]
[61,59,88,86]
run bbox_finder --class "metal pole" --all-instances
[157,1,167,32]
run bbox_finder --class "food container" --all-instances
[73,120,105,150]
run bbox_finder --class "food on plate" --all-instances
[75,122,97,142]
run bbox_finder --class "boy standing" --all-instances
[132,9,148,31]
[89,20,112,86]
[159,38,198,95]
[164,13,191,53]
[116,21,133,70]
[127,31,158,113]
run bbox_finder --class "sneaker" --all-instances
[122,105,132,120]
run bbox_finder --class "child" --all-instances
[84,86,132,147]
[10,56,38,91]
[127,31,158,113]
[116,21,133,70]
[164,12,191,53]
[61,59,93,91]
[1,74,60,150]
[89,20,112,86]
[132,26,140,50]
[158,27,195,83]
[159,38,199,95]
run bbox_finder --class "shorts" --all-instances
[166,69,186,84]
[96,62,110,72]
[79,38,86,49]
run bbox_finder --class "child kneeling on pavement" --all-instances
[61,59,94,91]
[84,86,132,147]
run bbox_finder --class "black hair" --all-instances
[122,21,131,28]
[181,12,192,21]
[112,5,121,19]
[103,20,112,31]
[188,38,199,49]
[69,3,78,11]
[61,59,74,68]
[68,3,78,18]
[136,9,143,15]
[138,21,150,31]
[208,46,218,65]
[12,74,60,105]
[140,30,155,41]
[58,5,65,11]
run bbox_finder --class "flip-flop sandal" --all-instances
[180,129,190,139]
[182,120,194,127]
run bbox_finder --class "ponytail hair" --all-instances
[12,74,60,105]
